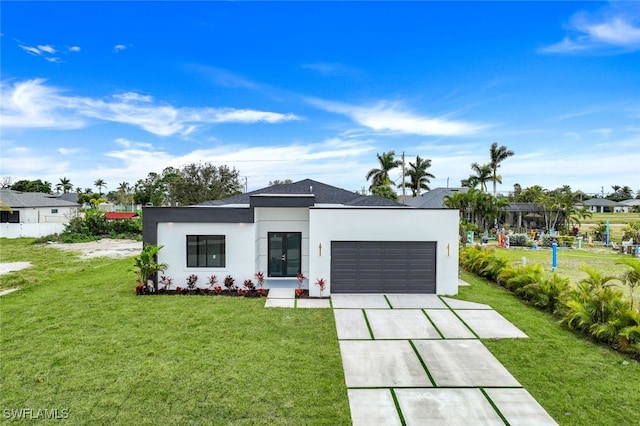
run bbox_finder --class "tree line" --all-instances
[2,163,242,207]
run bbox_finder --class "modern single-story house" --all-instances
[143,179,460,297]
[0,189,80,238]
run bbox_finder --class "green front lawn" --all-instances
[0,239,350,425]
[458,271,640,426]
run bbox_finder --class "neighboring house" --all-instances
[143,179,459,297]
[405,187,469,209]
[0,189,80,238]
[502,203,546,229]
[582,198,617,213]
[614,199,640,213]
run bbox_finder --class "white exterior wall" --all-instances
[0,223,66,238]
[157,222,256,289]
[16,206,78,224]
[308,208,459,297]
[254,207,310,278]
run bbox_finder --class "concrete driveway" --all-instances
[265,288,558,425]
[332,293,557,426]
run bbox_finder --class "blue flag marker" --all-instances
[552,241,557,272]
[605,220,610,247]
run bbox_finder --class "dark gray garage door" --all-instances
[331,241,436,293]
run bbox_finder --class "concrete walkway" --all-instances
[265,289,557,425]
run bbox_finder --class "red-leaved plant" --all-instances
[296,273,306,289]
[213,285,222,294]
[237,288,248,297]
[255,272,265,289]
[159,275,174,291]
[224,275,236,291]
[208,275,218,289]
[186,274,198,290]
[315,278,327,297]
[243,279,256,291]
[295,288,304,297]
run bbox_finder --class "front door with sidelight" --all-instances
[268,232,302,277]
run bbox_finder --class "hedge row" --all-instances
[460,246,640,358]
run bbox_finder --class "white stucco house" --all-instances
[0,189,80,238]
[143,179,460,297]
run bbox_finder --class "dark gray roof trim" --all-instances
[198,179,404,207]
[142,206,253,246]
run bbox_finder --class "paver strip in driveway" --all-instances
[455,309,529,339]
[385,294,448,309]
[366,309,441,339]
[333,309,371,340]
[339,340,433,387]
[484,388,558,425]
[424,309,476,339]
[412,339,521,387]
[348,389,402,426]
[395,388,505,426]
[331,294,389,309]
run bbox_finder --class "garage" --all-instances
[330,241,436,293]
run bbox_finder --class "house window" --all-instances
[187,235,226,268]
[51,209,58,214]
[0,211,20,223]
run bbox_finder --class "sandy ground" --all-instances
[0,261,32,276]
[45,239,142,259]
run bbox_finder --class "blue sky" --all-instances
[1,1,639,196]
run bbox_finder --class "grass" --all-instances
[486,244,640,304]
[0,239,350,425]
[457,271,640,426]
[587,212,640,225]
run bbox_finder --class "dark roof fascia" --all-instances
[249,194,316,208]
[142,206,254,246]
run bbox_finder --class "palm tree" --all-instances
[365,151,401,190]
[117,181,130,193]
[400,156,435,196]
[94,178,107,196]
[468,163,492,192]
[56,177,73,194]
[489,142,514,196]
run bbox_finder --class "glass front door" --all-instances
[268,232,301,277]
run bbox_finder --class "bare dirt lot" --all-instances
[46,239,142,260]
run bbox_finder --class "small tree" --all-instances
[131,245,168,292]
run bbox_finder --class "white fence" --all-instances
[0,223,65,239]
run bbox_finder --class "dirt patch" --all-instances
[46,239,142,259]
[0,262,32,276]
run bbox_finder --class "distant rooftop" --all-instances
[0,189,80,208]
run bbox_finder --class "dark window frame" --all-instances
[186,235,226,268]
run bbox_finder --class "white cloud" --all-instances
[310,98,486,136]
[542,7,640,54]
[69,46,81,52]
[45,57,62,63]
[37,45,56,54]
[114,44,128,52]
[19,44,42,55]
[58,147,81,155]
[0,79,301,136]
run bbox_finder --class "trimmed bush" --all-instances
[508,233,529,247]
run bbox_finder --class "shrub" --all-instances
[508,233,529,247]
[186,274,198,290]
[224,275,235,291]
